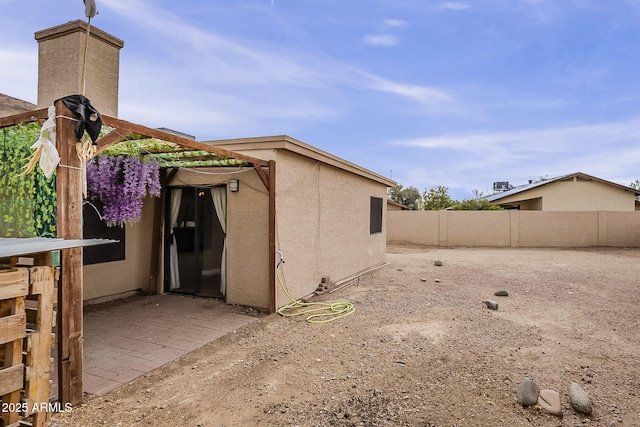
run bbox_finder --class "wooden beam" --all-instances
[0,363,24,396]
[0,108,48,128]
[24,267,55,426]
[101,115,269,166]
[55,100,84,406]
[268,160,276,313]
[255,165,270,189]
[95,128,131,154]
[0,313,26,345]
[0,295,25,427]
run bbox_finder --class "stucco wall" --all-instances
[495,180,635,211]
[83,167,271,310]
[274,150,388,305]
[440,211,512,247]
[84,196,156,302]
[388,210,640,247]
[167,167,270,310]
[83,137,392,309]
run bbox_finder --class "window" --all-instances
[83,200,125,265]
[370,196,383,234]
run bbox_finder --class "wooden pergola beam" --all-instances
[255,165,270,189]
[101,115,269,167]
[95,128,130,154]
[0,108,48,128]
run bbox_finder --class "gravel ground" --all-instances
[51,245,640,426]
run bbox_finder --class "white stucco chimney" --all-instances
[34,20,124,117]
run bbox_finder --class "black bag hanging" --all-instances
[56,94,103,144]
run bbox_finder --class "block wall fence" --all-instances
[387,210,640,247]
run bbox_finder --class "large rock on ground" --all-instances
[516,379,540,406]
[569,382,593,414]
[484,300,499,310]
[538,389,562,416]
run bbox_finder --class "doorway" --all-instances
[165,186,227,298]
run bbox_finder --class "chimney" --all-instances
[34,20,124,117]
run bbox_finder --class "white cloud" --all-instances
[369,77,454,106]
[102,0,328,89]
[438,2,471,11]
[101,0,456,113]
[383,19,408,28]
[363,34,399,47]
[392,118,640,154]
[388,118,640,197]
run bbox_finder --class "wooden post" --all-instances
[55,100,84,405]
[268,160,276,313]
[25,266,56,427]
[0,269,28,427]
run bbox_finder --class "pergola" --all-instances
[0,99,277,406]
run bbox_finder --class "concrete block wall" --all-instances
[388,210,640,247]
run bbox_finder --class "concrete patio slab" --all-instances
[82,294,260,396]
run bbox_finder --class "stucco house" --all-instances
[485,172,640,211]
[2,20,394,312]
[387,200,410,211]
[82,134,394,311]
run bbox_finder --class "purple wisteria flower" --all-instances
[86,155,161,225]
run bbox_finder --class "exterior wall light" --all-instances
[229,179,239,192]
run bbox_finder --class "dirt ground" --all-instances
[51,245,640,426]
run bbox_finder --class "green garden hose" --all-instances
[275,260,355,324]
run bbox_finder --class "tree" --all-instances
[447,189,503,210]
[629,180,640,201]
[418,185,454,210]
[387,184,421,209]
[449,198,503,210]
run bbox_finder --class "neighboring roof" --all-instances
[207,135,396,187]
[0,93,36,118]
[387,200,411,210]
[0,237,116,258]
[485,172,640,202]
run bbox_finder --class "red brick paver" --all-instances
[82,294,258,395]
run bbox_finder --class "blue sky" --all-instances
[2,0,640,200]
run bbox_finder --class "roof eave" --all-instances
[205,135,396,187]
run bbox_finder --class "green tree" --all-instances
[449,198,504,210]
[387,184,421,209]
[418,185,454,210]
[629,180,640,201]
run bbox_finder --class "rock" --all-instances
[538,389,562,416]
[483,300,499,310]
[434,260,443,266]
[516,379,540,406]
[420,278,427,282]
[569,382,593,414]
[494,290,509,296]
[435,279,440,283]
